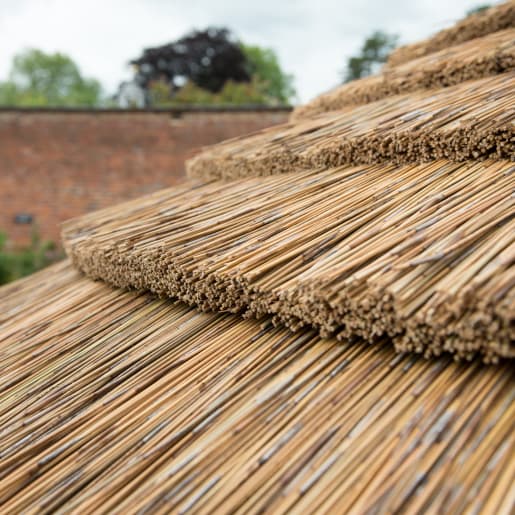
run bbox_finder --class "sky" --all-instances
[0,0,501,104]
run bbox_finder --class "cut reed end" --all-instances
[186,73,515,181]
[63,159,515,363]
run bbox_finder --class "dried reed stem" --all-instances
[187,73,515,181]
[0,261,513,513]
[63,159,515,362]
[387,1,515,67]
[292,29,515,120]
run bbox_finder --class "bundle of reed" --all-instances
[63,159,514,362]
[186,73,515,181]
[292,29,515,121]
[0,261,513,513]
[387,1,515,67]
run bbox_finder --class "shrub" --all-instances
[0,230,58,285]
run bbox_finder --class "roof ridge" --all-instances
[292,28,515,120]
[387,1,515,66]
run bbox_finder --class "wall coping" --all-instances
[0,105,292,115]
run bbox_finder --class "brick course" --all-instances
[0,108,290,247]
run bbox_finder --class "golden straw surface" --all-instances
[0,261,513,513]
[292,29,515,120]
[387,1,515,67]
[63,160,515,362]
[186,73,515,181]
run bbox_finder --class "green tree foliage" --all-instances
[0,49,102,107]
[0,231,57,285]
[467,4,491,16]
[240,45,296,104]
[342,31,398,83]
[148,77,272,106]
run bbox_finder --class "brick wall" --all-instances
[0,107,290,248]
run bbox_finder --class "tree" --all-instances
[240,45,295,104]
[130,27,295,106]
[0,230,56,285]
[0,49,102,107]
[132,28,250,94]
[148,77,271,106]
[466,4,491,16]
[342,31,398,83]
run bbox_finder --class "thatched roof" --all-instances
[1,262,513,512]
[187,73,514,180]
[293,28,515,120]
[1,7,514,513]
[387,1,515,66]
[63,159,514,362]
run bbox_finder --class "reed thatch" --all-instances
[186,73,515,181]
[292,29,515,121]
[387,1,515,67]
[1,11,514,512]
[63,159,514,362]
[0,261,513,513]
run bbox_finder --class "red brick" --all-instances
[0,109,289,248]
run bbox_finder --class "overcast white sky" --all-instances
[0,0,501,103]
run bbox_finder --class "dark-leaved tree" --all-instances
[129,27,295,106]
[131,27,250,94]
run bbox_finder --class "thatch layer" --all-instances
[187,73,515,181]
[292,29,515,120]
[0,261,513,513]
[63,160,515,362]
[387,1,515,67]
